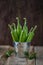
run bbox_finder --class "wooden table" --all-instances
[0,45,43,65]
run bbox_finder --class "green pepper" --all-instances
[19,18,28,42]
[8,24,15,42]
[26,32,34,42]
[26,25,37,42]
[16,17,22,40]
[12,23,16,30]
[8,24,18,42]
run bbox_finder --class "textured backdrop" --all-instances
[0,0,43,46]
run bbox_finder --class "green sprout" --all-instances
[24,51,36,60]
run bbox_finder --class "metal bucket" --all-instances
[13,42,31,57]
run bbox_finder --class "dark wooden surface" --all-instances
[0,0,43,46]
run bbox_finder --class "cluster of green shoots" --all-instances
[24,51,36,59]
[8,17,37,42]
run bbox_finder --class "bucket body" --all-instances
[13,42,31,57]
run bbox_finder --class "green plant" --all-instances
[24,51,36,59]
[8,17,37,42]
[29,52,36,59]
[24,51,29,58]
[4,49,17,58]
[5,50,14,57]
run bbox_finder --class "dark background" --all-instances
[0,0,43,46]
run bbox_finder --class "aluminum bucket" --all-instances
[13,42,31,57]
